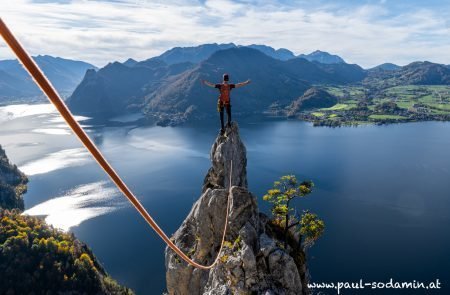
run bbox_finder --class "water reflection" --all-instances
[24,181,125,231]
[19,148,91,175]
[32,128,72,135]
[0,103,56,122]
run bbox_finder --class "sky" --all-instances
[1,0,450,68]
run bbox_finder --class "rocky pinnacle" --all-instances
[165,122,308,295]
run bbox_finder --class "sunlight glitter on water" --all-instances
[0,104,56,122]
[47,115,90,123]
[24,181,124,231]
[32,128,72,135]
[0,103,90,124]
[19,148,91,175]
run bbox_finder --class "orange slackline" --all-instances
[0,17,232,270]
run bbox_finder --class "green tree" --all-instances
[299,211,325,249]
[263,175,325,250]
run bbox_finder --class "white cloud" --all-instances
[0,0,449,68]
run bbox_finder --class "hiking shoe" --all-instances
[220,128,225,135]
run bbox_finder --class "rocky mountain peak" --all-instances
[165,123,308,295]
[298,50,346,64]
[202,123,247,192]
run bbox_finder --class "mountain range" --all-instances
[0,44,340,102]
[146,43,341,65]
[67,46,366,119]
[68,43,450,122]
[0,55,96,100]
[2,43,450,123]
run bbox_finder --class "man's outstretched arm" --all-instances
[235,79,251,88]
[201,80,216,88]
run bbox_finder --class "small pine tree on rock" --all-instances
[263,175,325,250]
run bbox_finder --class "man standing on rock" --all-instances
[202,73,251,134]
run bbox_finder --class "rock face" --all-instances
[202,123,247,192]
[165,122,309,295]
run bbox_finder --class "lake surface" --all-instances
[1,104,450,294]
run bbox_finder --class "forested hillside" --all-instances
[0,145,132,294]
[0,145,28,210]
[0,209,133,294]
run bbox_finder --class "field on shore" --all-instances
[304,85,450,126]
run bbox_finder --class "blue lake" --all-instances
[1,104,449,294]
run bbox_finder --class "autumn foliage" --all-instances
[0,209,133,294]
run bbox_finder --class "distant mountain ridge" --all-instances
[151,43,236,65]
[396,61,450,84]
[298,50,346,64]
[146,43,345,65]
[365,61,450,86]
[370,63,401,71]
[0,55,96,100]
[245,44,296,60]
[149,43,299,64]
[123,58,138,67]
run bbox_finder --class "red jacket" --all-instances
[215,83,236,104]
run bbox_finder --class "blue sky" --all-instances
[1,0,450,68]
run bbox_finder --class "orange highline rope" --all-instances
[0,17,232,270]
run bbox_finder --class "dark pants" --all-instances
[218,102,231,130]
